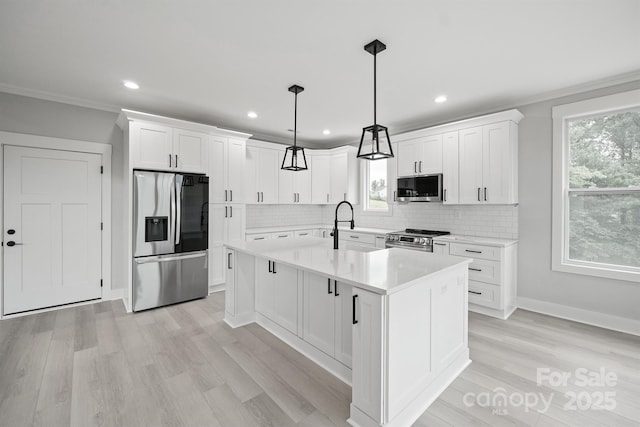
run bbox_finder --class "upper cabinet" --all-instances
[311,154,331,204]
[128,121,208,173]
[246,142,280,204]
[329,147,359,204]
[279,150,312,204]
[210,137,246,203]
[396,134,443,177]
[442,131,459,204]
[459,121,518,204]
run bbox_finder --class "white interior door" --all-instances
[3,146,102,315]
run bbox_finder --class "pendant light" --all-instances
[281,84,308,171]
[357,39,394,160]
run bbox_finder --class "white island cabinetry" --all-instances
[224,238,471,427]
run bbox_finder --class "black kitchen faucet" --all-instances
[332,200,355,249]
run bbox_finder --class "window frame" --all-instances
[551,89,640,283]
[361,157,393,216]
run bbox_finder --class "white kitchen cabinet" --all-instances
[255,258,298,334]
[351,287,383,422]
[224,249,255,326]
[442,131,459,204]
[396,134,443,177]
[278,150,311,204]
[311,154,331,204]
[330,148,359,204]
[459,121,518,204]
[302,272,353,367]
[210,137,245,204]
[246,144,279,204]
[224,249,236,316]
[209,204,245,286]
[432,240,449,255]
[246,233,271,242]
[271,231,293,239]
[129,122,208,173]
[294,229,314,238]
[374,235,387,249]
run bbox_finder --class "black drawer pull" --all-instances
[328,278,332,294]
[268,260,272,273]
[465,249,482,254]
[434,242,446,246]
[272,261,276,274]
[227,253,232,269]
[350,235,359,239]
[469,290,482,295]
[334,280,339,296]
[352,295,358,324]
[469,267,482,272]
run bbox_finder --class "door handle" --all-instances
[352,295,358,324]
[174,154,178,167]
[419,161,422,173]
[225,190,228,202]
[469,267,483,272]
[328,278,332,294]
[268,260,272,273]
[469,290,482,295]
[334,280,339,296]
[230,190,233,202]
[414,161,417,174]
[261,192,264,202]
[6,241,23,247]
[169,154,172,168]
[227,252,232,269]
[444,189,447,202]
[230,206,233,217]
[225,206,228,218]
[477,187,481,202]
[484,187,487,201]
[272,261,276,274]
[257,192,260,202]
[465,249,482,254]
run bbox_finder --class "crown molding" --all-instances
[0,83,120,113]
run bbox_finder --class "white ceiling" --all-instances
[1,1,639,147]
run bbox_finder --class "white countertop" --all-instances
[433,234,518,248]
[225,237,471,295]
[245,224,397,236]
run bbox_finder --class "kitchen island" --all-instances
[224,237,471,427]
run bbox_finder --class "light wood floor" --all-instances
[1,293,639,427]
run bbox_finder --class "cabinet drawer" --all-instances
[467,259,501,285]
[272,231,293,239]
[450,242,500,261]
[468,281,501,309]
[294,229,314,238]
[341,232,375,245]
[246,233,271,241]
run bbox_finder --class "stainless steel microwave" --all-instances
[396,174,443,202]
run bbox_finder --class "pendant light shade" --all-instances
[281,84,308,171]
[357,39,394,160]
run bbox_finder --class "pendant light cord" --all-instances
[293,91,298,148]
[373,50,377,126]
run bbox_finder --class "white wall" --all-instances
[517,80,640,326]
[0,92,125,291]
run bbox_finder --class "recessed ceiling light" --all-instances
[123,81,139,90]
[323,129,331,135]
[247,111,258,119]
[434,95,447,103]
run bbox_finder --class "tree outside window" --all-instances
[365,159,389,211]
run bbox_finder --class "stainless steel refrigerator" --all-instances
[132,170,209,311]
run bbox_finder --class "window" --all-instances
[363,159,390,212]
[552,89,640,282]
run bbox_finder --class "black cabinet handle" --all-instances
[469,290,482,295]
[419,160,422,173]
[230,190,233,202]
[469,267,482,272]
[268,260,272,273]
[477,187,481,202]
[444,188,447,202]
[230,206,233,218]
[169,154,172,167]
[434,242,446,246]
[225,190,228,202]
[175,155,178,167]
[328,278,332,294]
[352,295,358,324]
[465,249,482,254]
[484,187,487,201]
[334,280,339,296]
[225,206,228,218]
[350,235,359,239]
[7,229,15,235]
[272,261,276,274]
[393,190,397,202]
[227,253,232,269]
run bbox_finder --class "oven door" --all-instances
[385,241,427,251]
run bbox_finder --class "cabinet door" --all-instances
[388,143,399,203]
[458,126,483,204]
[210,137,227,203]
[278,151,295,203]
[419,134,443,174]
[173,128,208,173]
[273,262,298,334]
[396,141,421,177]
[330,152,348,203]
[351,288,383,422]
[302,272,335,356]
[311,155,331,204]
[245,146,259,203]
[224,249,235,316]
[131,122,173,171]
[293,167,312,204]
[255,258,275,320]
[482,121,511,204]
[432,241,449,255]
[226,204,245,242]
[334,281,352,367]
[209,204,227,285]
[226,138,246,203]
[442,131,459,204]
[258,148,279,204]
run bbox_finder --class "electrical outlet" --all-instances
[454,210,462,219]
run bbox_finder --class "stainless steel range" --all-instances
[385,228,450,251]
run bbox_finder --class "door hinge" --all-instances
[100,279,103,288]
[100,222,103,230]
[100,166,104,174]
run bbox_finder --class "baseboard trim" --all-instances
[103,288,124,301]
[517,297,640,337]
[208,283,224,294]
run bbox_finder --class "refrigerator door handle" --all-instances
[175,175,183,245]
[135,252,206,264]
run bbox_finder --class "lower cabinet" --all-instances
[302,272,353,367]
[254,258,298,334]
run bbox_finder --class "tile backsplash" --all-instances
[247,203,518,239]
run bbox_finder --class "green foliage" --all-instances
[567,110,640,267]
